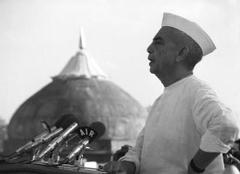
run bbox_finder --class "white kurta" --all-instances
[120,75,239,174]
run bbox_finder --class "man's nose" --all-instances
[147,43,153,54]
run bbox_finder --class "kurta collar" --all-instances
[164,74,194,92]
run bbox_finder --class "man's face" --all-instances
[147,27,179,76]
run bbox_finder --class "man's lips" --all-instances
[149,61,154,66]
[148,56,155,65]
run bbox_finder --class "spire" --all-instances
[79,28,85,50]
[55,29,107,80]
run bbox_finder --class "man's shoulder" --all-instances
[187,76,219,102]
[188,75,214,91]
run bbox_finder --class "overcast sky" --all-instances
[0,0,240,123]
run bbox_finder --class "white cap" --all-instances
[161,12,216,56]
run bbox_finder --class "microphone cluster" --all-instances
[1,114,105,167]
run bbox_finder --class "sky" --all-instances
[0,0,240,123]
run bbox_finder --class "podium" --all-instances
[0,163,107,174]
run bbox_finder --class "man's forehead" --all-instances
[153,26,189,44]
[153,34,163,41]
[153,27,175,40]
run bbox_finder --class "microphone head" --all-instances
[77,122,105,143]
[89,121,105,139]
[54,113,79,129]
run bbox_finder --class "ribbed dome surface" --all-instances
[8,78,147,140]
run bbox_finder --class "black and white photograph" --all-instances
[0,0,240,173]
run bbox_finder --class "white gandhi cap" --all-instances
[161,12,216,56]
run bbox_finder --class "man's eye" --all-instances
[154,40,163,45]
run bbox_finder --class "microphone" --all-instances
[33,115,80,161]
[64,121,105,163]
[14,114,74,155]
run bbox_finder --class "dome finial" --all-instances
[55,28,107,80]
[79,28,85,50]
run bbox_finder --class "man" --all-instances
[104,13,239,174]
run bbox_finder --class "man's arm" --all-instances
[191,86,239,173]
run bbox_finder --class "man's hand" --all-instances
[103,161,136,174]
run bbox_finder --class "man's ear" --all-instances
[176,47,189,62]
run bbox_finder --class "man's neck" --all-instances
[157,70,193,87]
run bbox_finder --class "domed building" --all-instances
[4,32,147,161]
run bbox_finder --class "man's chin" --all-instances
[149,68,160,77]
[149,67,155,74]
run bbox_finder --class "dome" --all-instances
[7,78,146,140]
